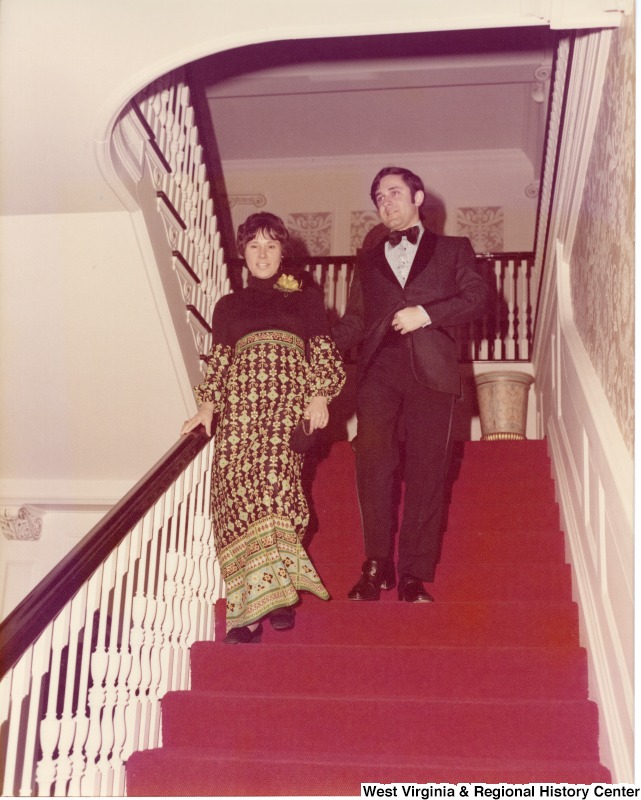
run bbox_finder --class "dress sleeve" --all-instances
[301,283,346,402]
[193,295,233,411]
[193,344,232,410]
[306,335,346,403]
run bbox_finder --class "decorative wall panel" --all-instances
[350,210,380,254]
[286,212,333,255]
[570,14,634,454]
[456,206,504,252]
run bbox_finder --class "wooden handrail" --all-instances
[0,426,212,680]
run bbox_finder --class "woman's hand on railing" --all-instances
[303,396,329,432]
[181,402,216,437]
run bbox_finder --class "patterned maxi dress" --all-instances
[195,273,345,632]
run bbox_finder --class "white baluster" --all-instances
[81,558,111,797]
[35,606,70,796]
[190,514,205,650]
[3,650,33,795]
[0,666,14,795]
[162,549,179,688]
[110,650,132,796]
[36,716,61,797]
[54,587,86,796]
[81,648,108,796]
[505,259,516,360]
[138,596,158,752]
[148,600,167,748]
[493,259,504,359]
[336,262,347,317]
[19,626,53,796]
[97,537,131,796]
[115,521,144,779]
[518,257,531,359]
[67,569,103,797]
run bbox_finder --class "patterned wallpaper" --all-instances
[350,210,380,253]
[456,207,504,252]
[348,206,506,255]
[570,15,635,453]
[286,212,333,255]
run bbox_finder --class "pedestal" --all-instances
[474,370,535,441]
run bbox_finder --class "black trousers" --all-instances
[354,344,455,582]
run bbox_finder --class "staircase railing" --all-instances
[0,67,236,797]
[228,252,536,363]
[0,428,221,796]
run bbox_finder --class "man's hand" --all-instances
[391,306,430,335]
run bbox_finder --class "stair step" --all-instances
[460,439,549,458]
[161,692,600,762]
[446,501,559,528]
[190,642,588,700]
[311,530,568,564]
[439,530,565,560]
[448,479,556,503]
[225,599,580,648]
[318,561,573,601]
[126,748,611,796]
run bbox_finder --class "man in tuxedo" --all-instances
[333,166,488,602]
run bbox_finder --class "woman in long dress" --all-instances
[181,212,345,642]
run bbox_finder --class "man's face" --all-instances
[374,174,424,231]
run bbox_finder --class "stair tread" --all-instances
[190,641,588,699]
[161,692,600,760]
[126,748,610,796]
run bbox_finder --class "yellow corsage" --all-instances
[274,274,302,293]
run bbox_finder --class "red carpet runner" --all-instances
[126,439,611,795]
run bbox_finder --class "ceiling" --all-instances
[191,27,558,171]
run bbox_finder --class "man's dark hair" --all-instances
[370,166,425,206]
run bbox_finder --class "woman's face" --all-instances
[245,230,282,280]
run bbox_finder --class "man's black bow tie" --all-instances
[387,226,420,247]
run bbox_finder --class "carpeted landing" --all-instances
[126,439,611,795]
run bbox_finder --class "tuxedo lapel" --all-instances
[371,241,402,288]
[405,229,438,287]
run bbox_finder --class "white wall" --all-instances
[0,211,192,500]
[535,245,633,782]
[0,509,105,620]
[221,150,538,253]
[531,30,634,782]
[0,210,198,613]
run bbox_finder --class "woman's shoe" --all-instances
[223,622,263,643]
[269,607,296,631]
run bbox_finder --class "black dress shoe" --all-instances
[398,576,434,603]
[347,559,396,600]
[223,622,263,643]
[269,607,296,631]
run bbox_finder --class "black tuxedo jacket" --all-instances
[333,230,488,396]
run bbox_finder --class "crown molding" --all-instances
[0,479,134,512]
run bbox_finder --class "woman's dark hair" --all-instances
[237,212,290,256]
[370,166,425,206]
